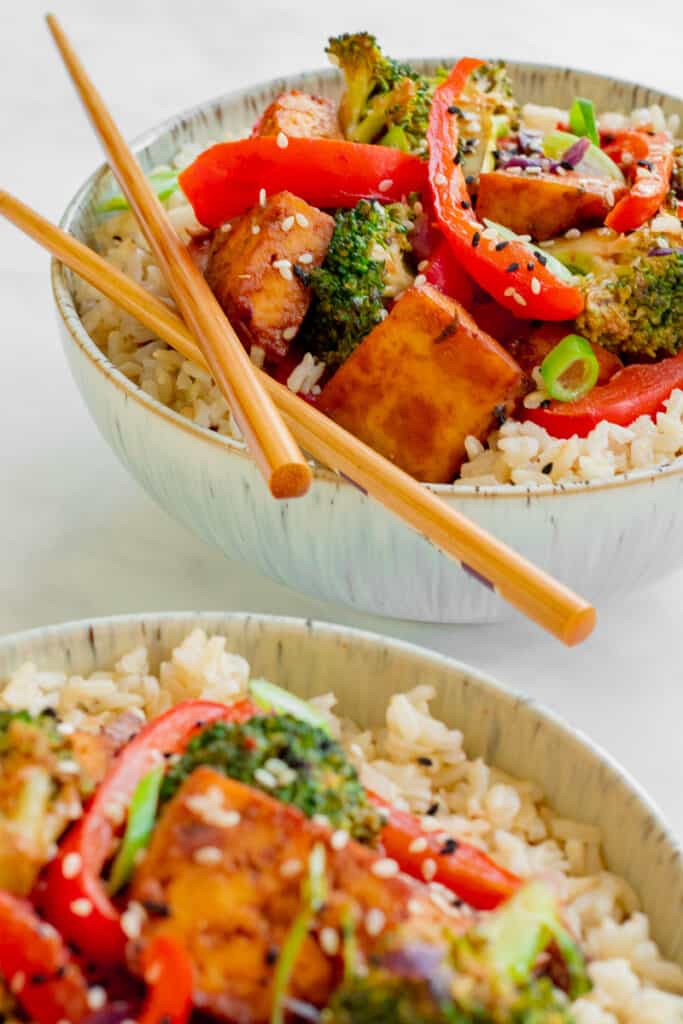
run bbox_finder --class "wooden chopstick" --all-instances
[45,14,311,501]
[0,189,597,646]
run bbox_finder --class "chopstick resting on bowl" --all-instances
[0,189,597,647]
[44,14,311,501]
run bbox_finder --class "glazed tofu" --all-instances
[205,191,334,360]
[476,171,627,242]
[129,769,448,1024]
[255,90,342,140]
[318,285,524,483]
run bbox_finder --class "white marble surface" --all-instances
[2,0,682,841]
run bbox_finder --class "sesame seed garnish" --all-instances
[465,175,475,185]
[251,224,261,235]
[276,132,289,149]
[526,261,535,272]
[312,814,330,827]
[62,853,82,879]
[121,902,146,939]
[103,800,126,826]
[495,240,509,252]
[295,212,309,228]
[421,858,437,881]
[10,973,26,994]
[193,845,223,865]
[531,277,541,295]
[434,173,448,187]
[471,231,481,248]
[365,908,386,936]
[259,188,267,208]
[447,105,462,115]
[59,760,80,776]
[281,216,295,232]
[536,252,548,265]
[503,287,527,306]
[144,962,162,986]
[452,152,461,165]
[282,326,298,342]
[439,837,459,856]
[564,228,581,239]
[417,259,429,272]
[378,179,393,193]
[280,858,303,878]
[254,767,278,788]
[69,898,93,918]
[298,252,314,265]
[87,987,107,1011]
[408,836,429,854]
[414,274,427,288]
[57,721,75,736]
[371,858,399,878]
[426,802,439,816]
[506,262,519,273]
[417,756,433,766]
[330,829,349,850]
[320,927,340,956]
[460,200,471,210]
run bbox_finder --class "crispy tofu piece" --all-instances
[129,768,450,1024]
[476,171,628,242]
[205,191,334,361]
[507,322,623,385]
[255,90,342,140]
[318,285,524,482]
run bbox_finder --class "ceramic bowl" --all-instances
[52,63,683,623]
[0,610,681,962]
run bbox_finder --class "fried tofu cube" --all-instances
[255,90,342,140]
[476,171,627,242]
[318,285,524,482]
[205,191,334,360]
[129,768,446,1024]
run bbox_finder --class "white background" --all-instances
[2,0,682,838]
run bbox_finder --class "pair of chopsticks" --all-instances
[1,15,597,646]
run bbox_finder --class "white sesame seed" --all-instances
[70,898,93,918]
[281,215,295,232]
[144,962,162,986]
[417,259,429,272]
[365,908,386,937]
[62,852,82,879]
[413,274,427,288]
[378,178,393,193]
[103,800,126,826]
[276,132,289,149]
[378,308,388,320]
[434,173,448,186]
[407,898,424,916]
[259,188,267,208]
[408,836,428,855]
[87,987,107,1011]
[282,326,298,342]
[298,252,314,265]
[46,843,59,861]
[121,902,146,939]
[57,1019,72,1024]
[564,228,581,239]
[330,829,349,851]
[295,212,309,228]
[193,845,223,866]
[10,973,26,994]
[254,767,278,788]
[59,760,80,776]
[280,858,303,878]
[220,222,232,233]
[555,165,567,176]
[56,722,75,736]
[320,927,340,956]
[530,277,541,295]
[251,224,261,235]
[250,345,266,368]
[503,286,527,306]
[272,259,293,281]
[421,858,438,881]
[312,814,330,827]
[371,857,400,878]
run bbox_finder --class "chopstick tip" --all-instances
[270,462,313,500]
[562,603,597,647]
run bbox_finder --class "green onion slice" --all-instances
[569,97,599,147]
[108,762,165,894]
[249,679,331,734]
[542,130,624,182]
[96,168,179,214]
[540,334,599,403]
[482,219,574,282]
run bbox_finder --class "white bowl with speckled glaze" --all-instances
[52,63,683,623]
[1,611,681,962]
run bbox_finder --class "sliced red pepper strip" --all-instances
[40,698,257,965]
[178,137,428,228]
[424,235,476,308]
[0,890,89,1024]
[369,793,519,910]
[525,350,683,438]
[138,934,194,1024]
[427,59,584,321]
[604,130,674,233]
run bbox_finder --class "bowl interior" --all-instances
[1,611,681,961]
[53,61,683,500]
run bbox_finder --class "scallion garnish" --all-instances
[249,679,331,734]
[108,762,164,894]
[96,168,179,214]
[569,98,600,147]
[540,334,599,403]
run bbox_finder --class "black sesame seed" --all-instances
[417,756,433,766]
[471,232,481,248]
[506,262,520,272]
[54,966,67,980]
[465,175,475,185]
[194,720,206,728]
[540,399,551,409]
[142,900,170,917]
[67,941,82,957]
[427,802,440,816]
[112,235,122,242]
[451,897,464,908]
[453,152,461,165]
[495,240,509,251]
[542,463,554,475]
[637,159,654,171]
[526,261,535,272]
[536,252,548,266]
[493,403,507,426]
[293,264,310,284]
[560,160,574,171]
[460,200,471,210]
[265,946,279,965]
[439,838,459,856]
[30,974,48,986]
[447,105,463,116]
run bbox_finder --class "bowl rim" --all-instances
[52,59,683,503]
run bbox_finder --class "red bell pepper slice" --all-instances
[525,349,683,438]
[427,59,585,321]
[178,137,428,229]
[0,890,89,1024]
[369,793,519,910]
[424,236,476,308]
[40,698,257,965]
[604,130,674,233]
[138,934,194,1024]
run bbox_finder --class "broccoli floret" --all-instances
[576,252,683,359]
[161,713,383,843]
[301,199,414,367]
[326,32,441,154]
[457,60,519,180]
